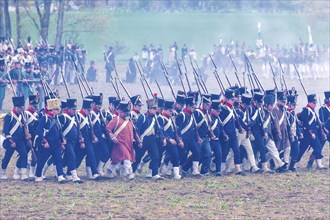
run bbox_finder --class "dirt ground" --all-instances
[0,145,329,219]
[0,62,329,219]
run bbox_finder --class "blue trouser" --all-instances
[222,131,241,164]
[200,138,212,174]
[165,142,180,167]
[290,137,300,163]
[75,140,98,175]
[211,140,222,172]
[93,138,109,165]
[181,136,200,171]
[35,143,64,177]
[1,139,27,169]
[63,140,77,175]
[297,131,323,161]
[132,135,159,176]
[251,129,267,163]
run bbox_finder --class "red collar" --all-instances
[326,103,330,107]
[145,111,154,116]
[46,111,54,117]
[183,108,192,115]
[114,111,119,116]
[79,109,86,116]
[162,112,170,118]
[63,109,71,115]
[226,102,233,109]
[12,108,19,116]
[92,107,99,113]
[27,107,34,114]
[198,107,206,113]
[307,104,315,110]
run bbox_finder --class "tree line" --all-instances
[0,0,328,48]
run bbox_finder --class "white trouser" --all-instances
[109,160,132,176]
[225,130,257,171]
[265,139,284,168]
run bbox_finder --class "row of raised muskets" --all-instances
[0,47,329,183]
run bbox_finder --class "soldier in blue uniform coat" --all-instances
[210,100,227,176]
[193,95,213,175]
[250,92,271,172]
[286,90,303,172]
[1,96,28,180]
[176,96,201,176]
[297,94,326,169]
[23,94,40,178]
[35,98,66,182]
[75,99,99,180]
[220,89,244,175]
[133,98,165,180]
[157,100,182,179]
[58,98,83,183]
[90,94,110,176]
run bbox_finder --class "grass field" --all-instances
[0,144,329,219]
[11,9,330,61]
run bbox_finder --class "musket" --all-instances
[76,53,94,94]
[192,57,209,93]
[71,55,89,96]
[245,54,264,92]
[155,80,164,99]
[181,58,192,91]
[293,64,308,96]
[268,60,278,90]
[217,55,232,87]
[189,55,207,93]
[213,70,225,94]
[140,77,149,99]
[278,59,288,91]
[208,54,225,93]
[6,66,17,97]
[228,54,242,87]
[118,77,131,99]
[157,57,176,100]
[175,58,187,95]
[137,60,153,97]
[60,65,71,98]
[22,112,38,161]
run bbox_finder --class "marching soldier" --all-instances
[220,89,244,175]
[319,91,330,145]
[1,96,28,180]
[193,95,213,175]
[133,98,165,180]
[210,100,226,176]
[23,94,40,178]
[157,100,182,179]
[297,94,326,169]
[250,92,271,172]
[35,98,66,182]
[75,99,99,180]
[177,96,201,176]
[263,95,287,173]
[234,93,262,173]
[90,94,110,176]
[272,91,291,169]
[107,101,136,180]
[286,90,303,172]
[57,98,83,183]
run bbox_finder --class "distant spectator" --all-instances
[87,60,97,82]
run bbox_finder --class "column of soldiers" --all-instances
[1,82,329,183]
